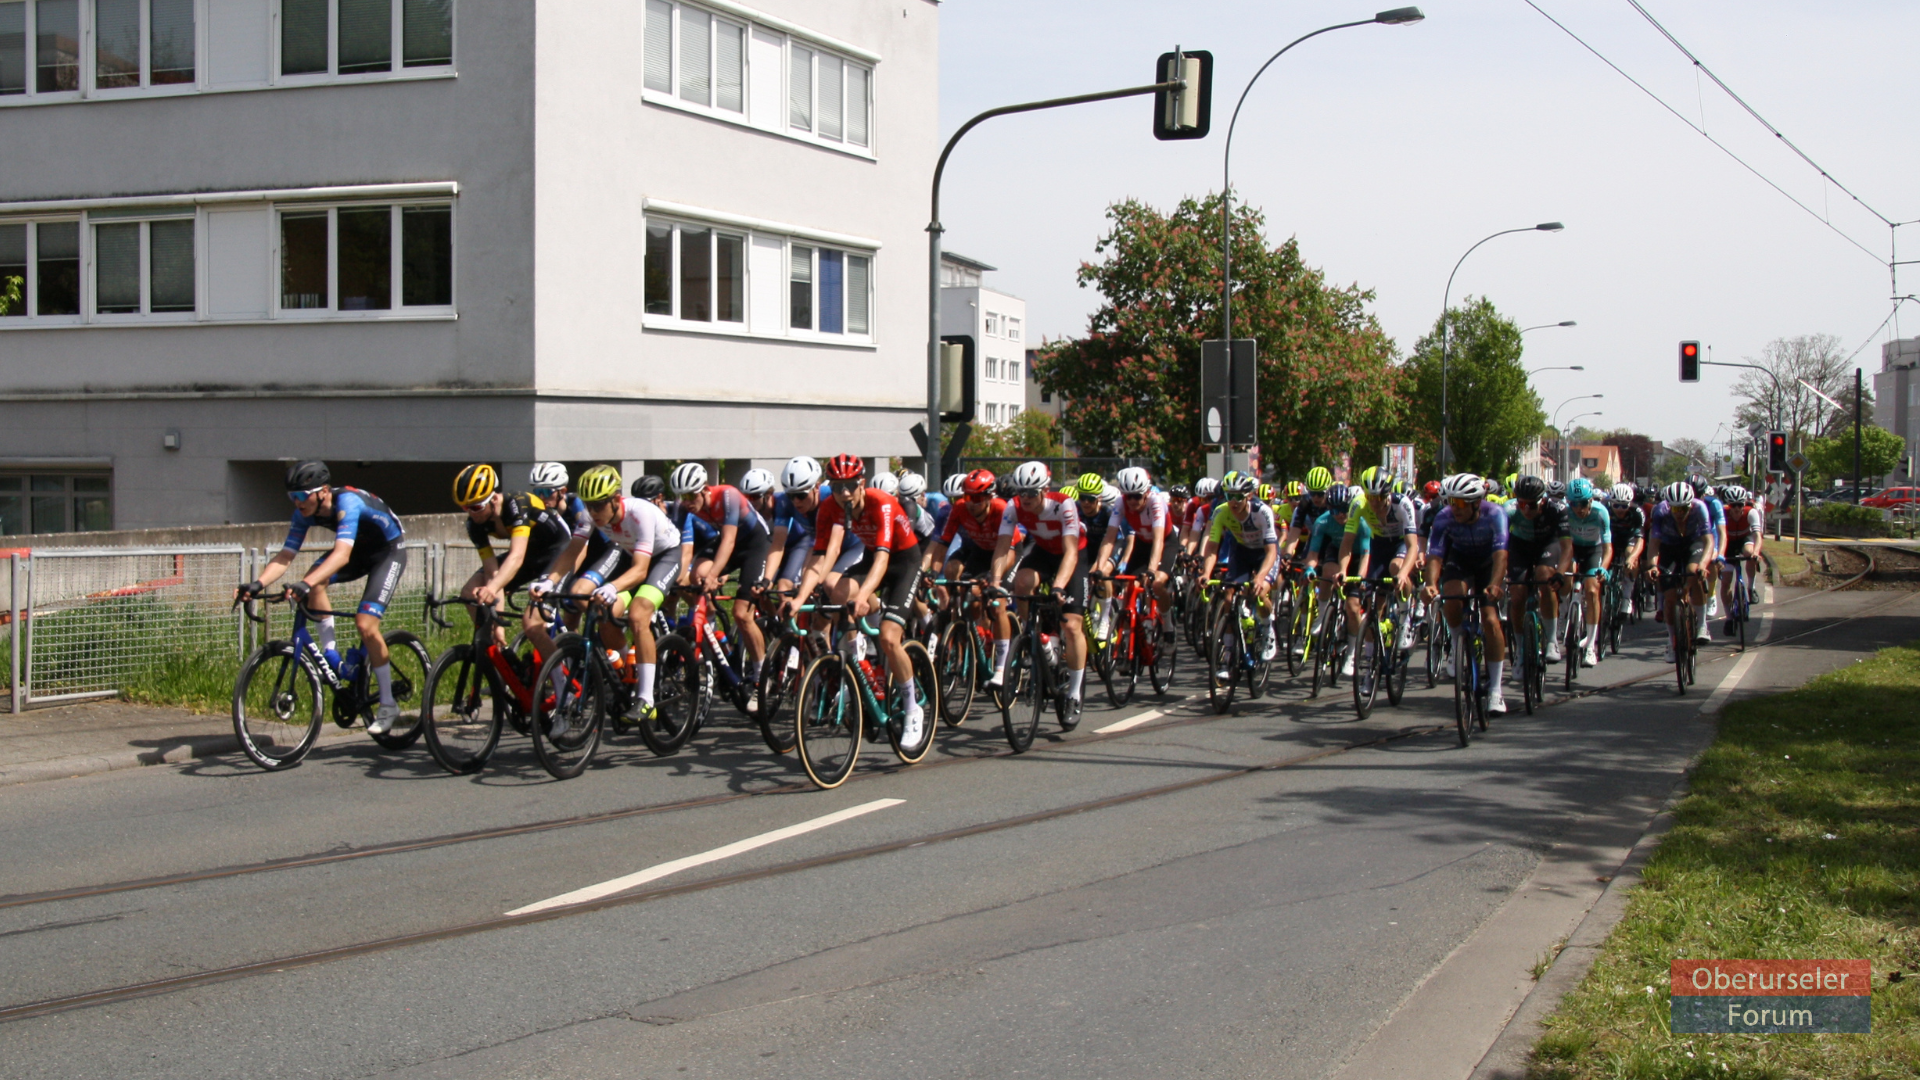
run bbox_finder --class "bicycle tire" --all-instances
[367,631,431,750]
[1518,614,1538,716]
[754,634,804,754]
[1673,599,1692,695]
[232,641,325,771]
[1107,601,1138,708]
[1207,605,1238,715]
[1563,600,1581,693]
[1002,628,1043,753]
[1148,619,1176,695]
[936,619,975,726]
[504,631,539,735]
[886,641,939,764]
[421,644,505,775]
[633,633,701,757]
[1285,584,1311,679]
[1454,635,1475,747]
[1386,604,1411,708]
[528,635,606,780]
[795,654,862,788]
[1351,617,1380,720]
[1426,616,1448,689]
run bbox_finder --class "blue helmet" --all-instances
[1567,477,1595,503]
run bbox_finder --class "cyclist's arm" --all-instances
[1256,541,1278,583]
[789,526,841,613]
[768,523,790,557]
[1335,529,1357,567]
[256,548,298,586]
[1054,539,1078,591]
[1147,521,1166,571]
[486,533,531,595]
[1488,548,1509,598]
[708,522,738,586]
[304,538,355,588]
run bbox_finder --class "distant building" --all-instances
[1873,336,1920,485]
[938,252,1026,427]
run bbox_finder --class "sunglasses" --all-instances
[461,500,492,513]
[586,497,618,512]
[831,480,864,495]
[967,492,993,503]
[530,486,560,499]
[1124,492,1145,501]
[1448,497,1479,510]
[1227,495,1248,504]
[289,487,325,504]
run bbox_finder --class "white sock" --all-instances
[1349,630,1364,659]
[1549,615,1561,642]
[1066,667,1085,701]
[1100,598,1113,624]
[900,676,919,713]
[1451,631,1465,668]
[1487,659,1504,691]
[992,639,1011,671]
[373,663,394,706]
[636,662,656,705]
[317,616,337,653]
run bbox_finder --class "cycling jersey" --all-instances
[940,496,1008,550]
[1607,504,1645,545]
[1185,498,1214,538]
[1650,499,1712,545]
[1702,495,1725,534]
[1208,500,1280,549]
[284,486,404,554]
[1001,492,1083,555]
[669,504,721,553]
[1346,490,1417,539]
[553,492,597,541]
[772,487,826,548]
[1079,503,1113,552]
[1725,504,1763,546]
[1563,503,1612,549]
[899,498,939,541]
[1114,490,1171,540]
[816,490,919,553]
[1418,498,1442,539]
[1289,496,1332,532]
[1308,510,1366,555]
[929,493,953,535]
[466,493,571,564]
[1504,500,1565,544]
[684,484,769,538]
[604,496,683,556]
[1427,503,1508,564]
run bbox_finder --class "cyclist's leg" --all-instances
[350,546,404,713]
[627,548,680,708]
[457,566,493,636]
[1058,554,1090,704]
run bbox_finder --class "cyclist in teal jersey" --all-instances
[1562,478,1613,666]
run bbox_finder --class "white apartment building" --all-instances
[0,0,938,534]
[1873,336,1919,486]
[938,252,1025,427]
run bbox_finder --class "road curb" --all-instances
[1466,779,1690,1080]
[0,727,362,787]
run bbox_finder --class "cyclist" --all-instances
[451,463,573,657]
[1183,477,1220,557]
[1606,483,1647,615]
[1300,484,1364,671]
[1165,483,1191,564]
[992,460,1090,724]
[1199,472,1283,662]
[896,471,944,634]
[1649,481,1713,661]
[1111,466,1177,635]
[1505,475,1571,663]
[1563,478,1613,667]
[1719,485,1764,634]
[1421,473,1511,712]
[939,468,1014,685]
[1284,467,1336,556]
[739,468,777,519]
[670,463,773,687]
[1338,466,1423,670]
[1073,474,1121,644]
[1692,473,1727,622]
[240,460,409,734]
[631,473,668,507]
[769,457,826,592]
[783,454,928,743]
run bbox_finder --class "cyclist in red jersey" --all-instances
[670,463,773,688]
[783,455,927,738]
[990,460,1089,725]
[940,468,1014,677]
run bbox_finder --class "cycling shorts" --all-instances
[1658,540,1708,589]
[1222,541,1278,586]
[314,543,407,618]
[1364,534,1408,583]
[1505,538,1561,582]
[495,538,572,594]
[1440,556,1496,592]
[712,526,771,591]
[776,539,811,585]
[1571,544,1606,577]
[1122,539,1157,578]
[947,538,996,579]
[844,541,924,627]
[618,545,682,607]
[1018,545,1090,616]
[577,531,625,587]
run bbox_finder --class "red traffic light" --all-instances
[1681,343,1698,358]
[1679,340,1701,382]
[1767,431,1789,472]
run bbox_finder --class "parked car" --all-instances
[1808,484,1881,506]
[1860,487,1919,510]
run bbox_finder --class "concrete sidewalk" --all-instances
[0,699,251,786]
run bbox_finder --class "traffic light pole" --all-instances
[926,78,1182,493]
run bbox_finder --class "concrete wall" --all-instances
[7,513,472,552]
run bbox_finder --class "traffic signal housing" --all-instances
[1153,50,1212,141]
[1679,341,1700,382]
[939,335,976,423]
[1767,431,1788,473]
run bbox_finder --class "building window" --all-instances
[276,201,453,317]
[92,214,194,317]
[1006,316,1021,342]
[645,213,871,343]
[92,0,193,90]
[0,472,110,535]
[282,0,452,78]
[0,219,82,320]
[645,218,745,326]
[643,0,872,155]
[984,312,998,338]
[788,243,811,330]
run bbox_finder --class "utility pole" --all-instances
[1854,367,1864,501]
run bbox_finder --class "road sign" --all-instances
[1199,338,1257,447]
[1787,452,1809,474]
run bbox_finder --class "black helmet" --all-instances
[285,459,331,492]
[1513,475,1547,501]
[1546,480,1567,500]
[630,474,666,500]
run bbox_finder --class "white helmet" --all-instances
[781,456,822,494]
[1098,487,1120,508]
[1010,460,1052,492]
[669,462,708,496]
[1664,481,1695,505]
[898,471,927,499]
[1609,483,1636,505]
[1114,466,1152,495]
[871,472,899,496]
[739,468,775,497]
[1438,473,1487,501]
[942,473,966,499]
[1194,477,1219,498]
[529,462,568,490]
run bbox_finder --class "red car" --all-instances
[1861,486,1919,510]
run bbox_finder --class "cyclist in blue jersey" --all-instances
[1650,481,1714,659]
[1563,478,1613,667]
[1422,473,1511,712]
[240,460,410,734]
[1690,473,1727,621]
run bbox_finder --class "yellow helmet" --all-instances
[1257,483,1274,502]
[452,464,498,507]
[1075,472,1106,497]
[576,464,623,504]
[1305,466,1334,492]
[1283,480,1306,499]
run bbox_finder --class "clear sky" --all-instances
[935,0,1920,448]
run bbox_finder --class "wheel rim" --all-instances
[236,647,321,765]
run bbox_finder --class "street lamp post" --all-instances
[1552,393,1603,480]
[1220,7,1424,342]
[1527,364,1585,376]
[1563,411,1602,477]
[1520,320,1577,333]
[1440,223,1564,470]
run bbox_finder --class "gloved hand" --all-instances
[287,580,313,602]
[592,583,620,607]
[529,577,554,598]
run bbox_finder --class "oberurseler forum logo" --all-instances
[1670,959,1871,1034]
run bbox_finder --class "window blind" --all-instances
[280,0,327,75]
[788,44,810,130]
[149,219,195,312]
[338,0,393,74]
[94,222,140,313]
[714,19,742,113]
[0,3,24,95]
[401,0,450,67]
[643,0,670,93]
[94,0,139,88]
[677,7,708,105]
[150,0,195,83]
[846,65,868,147]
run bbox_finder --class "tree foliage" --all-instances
[1031,194,1403,482]
[1602,430,1658,483]
[0,274,20,317]
[963,409,1064,459]
[1807,426,1904,485]
[1402,297,1545,479]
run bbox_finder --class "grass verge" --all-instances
[1529,642,1920,1078]
[1762,539,1808,583]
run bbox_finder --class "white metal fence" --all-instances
[3,541,486,712]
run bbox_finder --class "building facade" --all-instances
[0,0,938,534]
[1873,336,1919,486]
[938,252,1025,427]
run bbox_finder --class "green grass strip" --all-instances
[1531,642,1920,1078]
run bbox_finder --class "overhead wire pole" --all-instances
[926,78,1184,491]
[1440,223,1563,469]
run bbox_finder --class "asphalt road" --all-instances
[1,585,1912,1080]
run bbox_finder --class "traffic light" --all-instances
[1153,49,1212,141]
[1767,431,1788,473]
[939,335,975,423]
[1679,341,1700,382]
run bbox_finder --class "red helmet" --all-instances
[825,454,865,482]
[1423,480,1441,498]
[962,468,996,496]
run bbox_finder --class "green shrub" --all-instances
[1804,501,1890,536]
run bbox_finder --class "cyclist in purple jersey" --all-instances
[1649,483,1714,657]
[1422,474,1512,712]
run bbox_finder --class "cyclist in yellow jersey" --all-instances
[1334,467,1424,676]
[1199,472,1282,660]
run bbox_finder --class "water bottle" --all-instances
[323,647,343,671]
[1042,634,1061,668]
[340,648,363,682]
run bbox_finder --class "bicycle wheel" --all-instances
[1426,616,1448,689]
[1107,604,1138,708]
[1148,619,1176,695]
[1207,606,1239,715]
[1474,632,1490,732]
[1453,637,1475,747]
[1286,584,1311,679]
[754,634,803,754]
[1519,616,1539,716]
[529,635,606,780]
[504,630,538,734]
[886,641,939,764]
[795,654,863,788]
[367,631,431,750]
[1736,576,1749,650]
[1386,605,1411,707]
[232,641,325,771]
[1673,600,1691,695]
[633,633,701,757]
[421,644,506,775]
[936,619,975,727]
[1351,616,1380,720]
[1002,629,1043,753]
[1563,602,1581,693]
